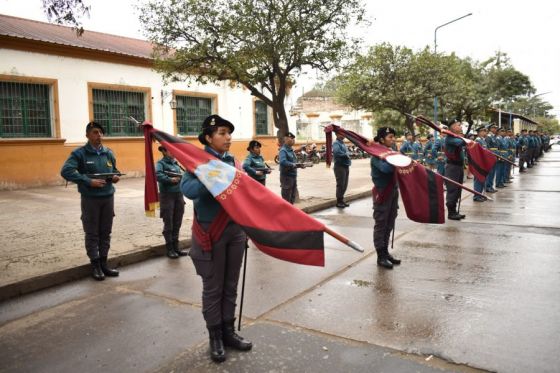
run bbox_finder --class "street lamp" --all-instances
[433,12,473,137]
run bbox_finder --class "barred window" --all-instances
[92,89,145,136]
[255,101,269,136]
[176,96,213,136]
[0,81,52,138]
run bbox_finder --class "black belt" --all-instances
[446,160,463,166]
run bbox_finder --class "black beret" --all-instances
[198,115,235,145]
[475,126,487,132]
[487,123,497,129]
[85,121,105,134]
[284,132,296,139]
[374,127,396,142]
[247,140,262,151]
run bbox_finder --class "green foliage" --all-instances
[534,116,560,135]
[337,43,451,134]
[42,0,90,36]
[481,51,535,102]
[139,0,365,137]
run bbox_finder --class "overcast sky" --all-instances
[1,0,559,117]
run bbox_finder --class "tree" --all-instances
[336,43,451,135]
[42,0,90,36]
[481,51,535,103]
[139,0,365,140]
[534,116,560,135]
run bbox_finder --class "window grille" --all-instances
[92,89,145,136]
[0,81,52,138]
[176,96,212,136]
[255,101,269,135]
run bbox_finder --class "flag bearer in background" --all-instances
[371,127,401,270]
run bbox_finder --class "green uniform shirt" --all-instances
[156,156,182,193]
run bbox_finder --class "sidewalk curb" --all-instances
[0,191,371,302]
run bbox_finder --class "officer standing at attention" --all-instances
[473,126,488,202]
[180,114,252,363]
[444,119,467,220]
[371,127,401,269]
[495,128,507,188]
[399,132,416,159]
[517,129,529,172]
[423,134,436,170]
[156,146,188,259]
[332,132,352,208]
[61,121,120,281]
[485,124,499,193]
[243,140,268,185]
[434,128,447,175]
[413,134,424,162]
[279,132,304,204]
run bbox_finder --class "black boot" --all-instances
[100,256,119,277]
[335,199,346,208]
[166,242,179,259]
[222,319,253,351]
[447,205,462,220]
[388,254,401,265]
[90,258,105,281]
[173,240,189,257]
[376,248,393,269]
[207,324,226,363]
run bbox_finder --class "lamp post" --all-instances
[433,12,473,138]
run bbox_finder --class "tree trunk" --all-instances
[404,115,415,136]
[272,98,289,144]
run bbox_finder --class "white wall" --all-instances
[0,49,261,143]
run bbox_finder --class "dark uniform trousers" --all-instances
[190,222,246,327]
[80,195,114,260]
[280,175,297,204]
[334,164,350,202]
[159,192,185,244]
[445,163,464,210]
[373,187,399,259]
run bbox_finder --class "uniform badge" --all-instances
[107,161,113,167]
[210,118,216,126]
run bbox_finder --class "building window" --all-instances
[255,101,269,135]
[0,81,52,138]
[92,89,145,136]
[176,96,213,136]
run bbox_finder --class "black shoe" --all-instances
[335,202,346,208]
[343,201,350,207]
[173,241,189,257]
[207,325,226,363]
[473,196,485,202]
[387,254,401,265]
[486,188,497,193]
[448,212,462,220]
[458,213,466,219]
[222,319,253,351]
[166,242,179,259]
[377,258,393,269]
[100,256,119,277]
[90,259,105,281]
[496,184,505,188]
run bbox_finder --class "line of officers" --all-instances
[398,125,552,191]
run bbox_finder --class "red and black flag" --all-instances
[143,123,326,266]
[414,115,497,182]
[325,124,445,224]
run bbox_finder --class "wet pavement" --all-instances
[0,147,559,372]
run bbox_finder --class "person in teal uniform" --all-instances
[156,145,188,259]
[181,114,252,363]
[371,127,401,269]
[485,124,499,192]
[495,128,507,188]
[279,132,304,204]
[444,119,467,220]
[434,129,447,175]
[399,132,416,159]
[61,121,120,281]
[423,134,436,170]
[332,132,352,208]
[518,129,529,172]
[243,140,269,186]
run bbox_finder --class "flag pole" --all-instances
[324,227,365,252]
[438,170,492,200]
[237,239,249,331]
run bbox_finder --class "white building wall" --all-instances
[0,49,260,143]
